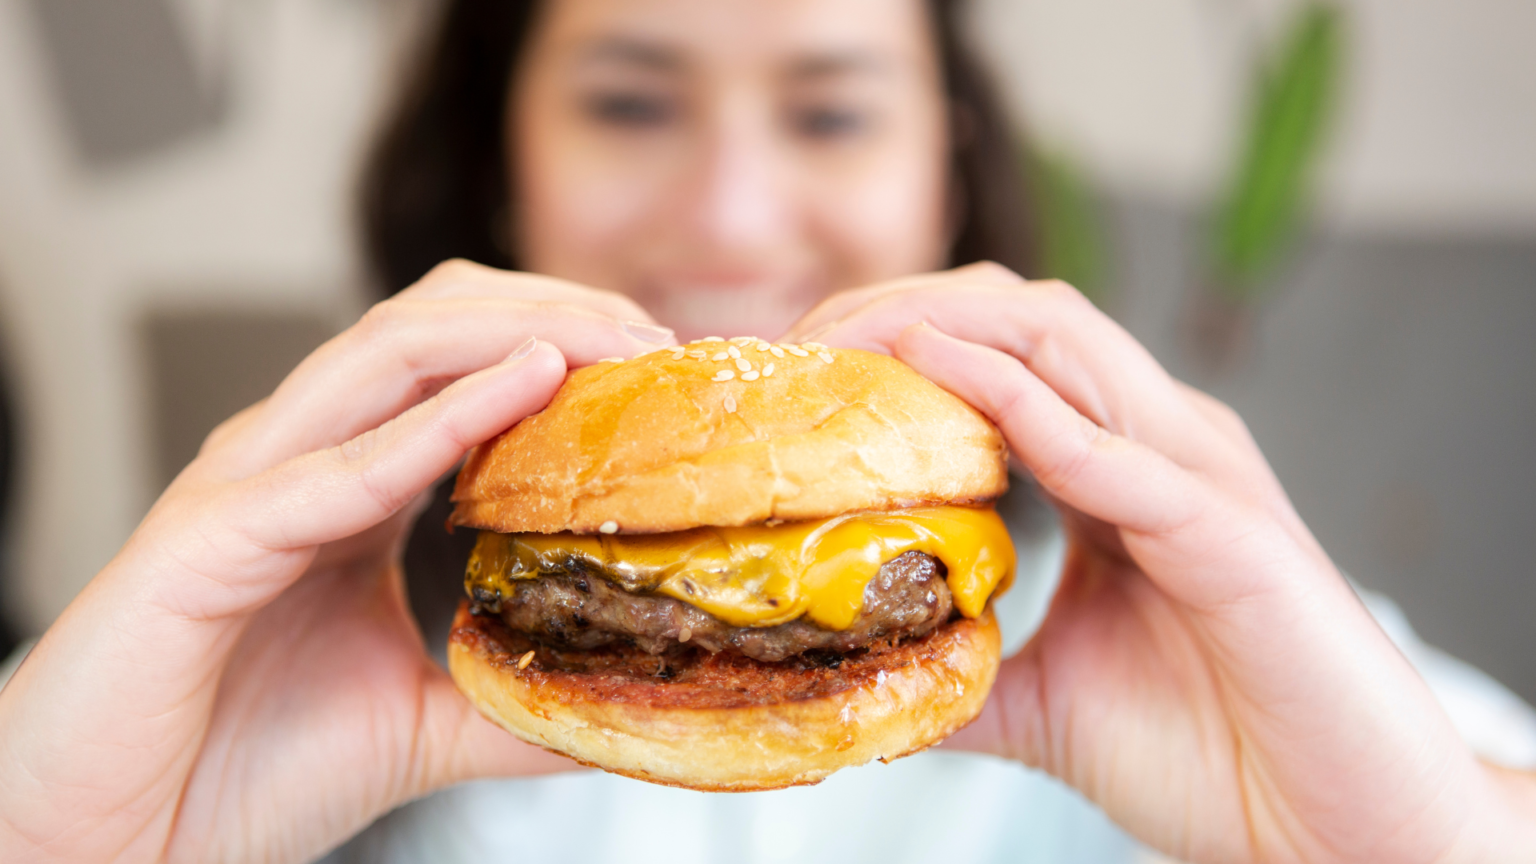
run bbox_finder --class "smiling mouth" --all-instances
[644,281,825,342]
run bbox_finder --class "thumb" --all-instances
[407,663,576,797]
[940,642,1048,768]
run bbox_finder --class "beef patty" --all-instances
[469,551,953,663]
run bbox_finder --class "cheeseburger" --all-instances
[446,337,1015,791]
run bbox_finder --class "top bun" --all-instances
[451,339,1008,535]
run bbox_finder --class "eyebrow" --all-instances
[785,51,894,82]
[574,39,897,81]
[576,38,684,73]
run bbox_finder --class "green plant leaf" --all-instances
[1212,1,1344,300]
[1028,148,1111,306]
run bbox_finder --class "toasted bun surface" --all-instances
[451,343,1008,534]
[448,601,1001,791]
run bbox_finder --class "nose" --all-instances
[685,90,793,255]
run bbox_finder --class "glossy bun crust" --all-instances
[448,602,1001,791]
[450,343,1008,535]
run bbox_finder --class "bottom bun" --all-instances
[447,601,1001,792]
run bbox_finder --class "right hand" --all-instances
[0,261,675,863]
[785,263,1536,863]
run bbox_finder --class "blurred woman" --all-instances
[1,1,1533,862]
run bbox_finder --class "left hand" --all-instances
[783,263,1536,864]
[0,263,676,863]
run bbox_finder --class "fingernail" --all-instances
[622,320,675,344]
[503,336,537,363]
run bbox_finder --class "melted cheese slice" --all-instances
[466,506,1015,631]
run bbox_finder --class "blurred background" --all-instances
[0,0,1531,713]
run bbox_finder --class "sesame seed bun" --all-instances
[447,601,1001,791]
[449,341,1009,535]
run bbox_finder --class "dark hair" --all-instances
[360,0,1037,299]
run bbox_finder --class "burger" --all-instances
[446,336,1015,791]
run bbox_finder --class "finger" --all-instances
[1171,381,1324,557]
[812,279,1167,429]
[780,262,1023,342]
[411,665,575,795]
[898,324,1317,611]
[895,323,1204,533]
[812,280,1254,480]
[402,259,658,325]
[161,341,567,616]
[246,340,565,549]
[941,645,1046,766]
[200,298,672,480]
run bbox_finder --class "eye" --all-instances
[790,105,867,140]
[586,91,675,127]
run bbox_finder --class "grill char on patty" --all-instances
[471,551,953,663]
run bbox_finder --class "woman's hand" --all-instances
[786,263,1536,863]
[0,261,676,863]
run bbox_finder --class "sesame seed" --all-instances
[727,345,741,359]
[755,342,771,352]
[599,357,624,363]
[803,342,828,351]
[518,650,535,670]
[723,394,737,413]
[669,348,687,358]
[741,370,760,381]
[730,336,755,345]
[599,520,619,534]
[702,336,725,342]
[679,626,692,642]
[763,363,775,376]
[787,346,810,357]
[711,351,729,361]
[687,349,706,359]
[769,346,785,358]
[713,369,735,381]
[735,357,752,372]
[818,351,834,364]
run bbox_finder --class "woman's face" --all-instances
[511,0,951,341]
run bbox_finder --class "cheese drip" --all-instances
[466,506,1015,631]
